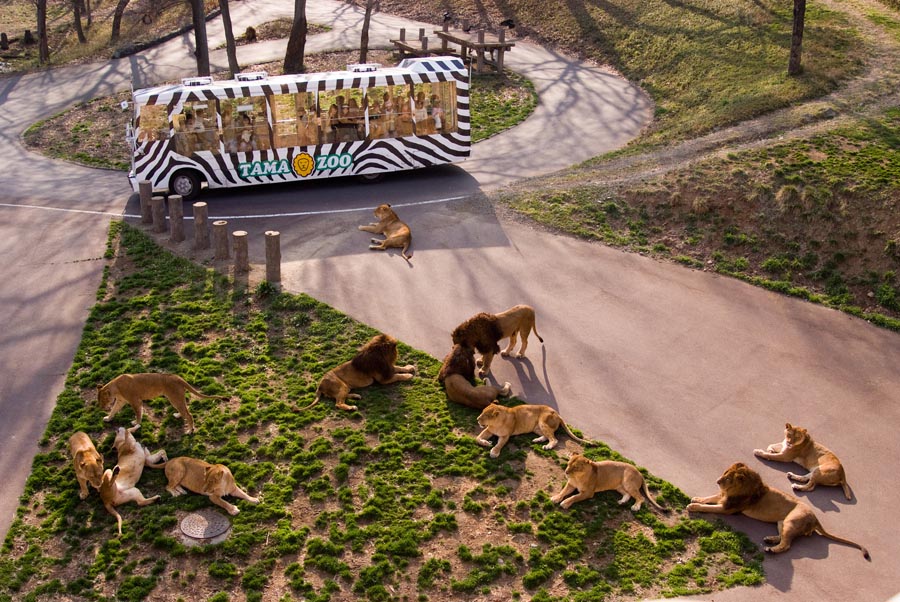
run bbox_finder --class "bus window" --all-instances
[137,104,169,142]
[174,101,219,155]
[221,97,270,153]
[271,92,317,148]
[431,81,457,134]
[320,90,364,143]
[391,84,414,137]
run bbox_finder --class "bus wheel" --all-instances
[358,173,384,184]
[170,170,202,201]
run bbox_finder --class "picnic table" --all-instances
[390,24,515,74]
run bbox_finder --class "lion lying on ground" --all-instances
[164,456,259,516]
[551,454,667,512]
[452,305,544,377]
[69,431,104,500]
[476,403,596,458]
[97,373,229,434]
[297,333,417,411]
[754,422,852,500]
[99,425,168,535]
[358,203,412,262]
[686,462,869,559]
[438,344,511,409]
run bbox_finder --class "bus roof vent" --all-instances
[348,63,381,73]
[182,76,214,87]
[236,71,268,81]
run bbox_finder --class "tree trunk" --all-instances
[36,0,49,63]
[110,0,130,44]
[788,0,806,76]
[219,0,240,77]
[85,0,92,27]
[283,0,307,74]
[73,0,87,43]
[191,0,211,76]
[360,0,378,64]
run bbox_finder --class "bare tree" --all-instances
[110,0,130,44]
[190,0,211,76]
[788,0,806,75]
[359,0,378,63]
[283,0,307,74]
[35,0,49,63]
[219,0,240,77]
[73,0,87,43]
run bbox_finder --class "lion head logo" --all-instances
[292,152,315,177]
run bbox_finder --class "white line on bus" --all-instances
[0,195,470,221]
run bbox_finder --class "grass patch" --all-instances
[0,222,762,601]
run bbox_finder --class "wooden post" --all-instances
[399,28,405,41]
[193,202,210,250]
[440,22,449,52]
[169,194,185,242]
[138,181,153,224]
[421,36,428,52]
[0,33,8,51]
[150,195,166,233]
[418,27,425,40]
[497,29,506,74]
[476,31,485,73]
[213,220,230,259]
[265,231,281,283]
[233,230,249,273]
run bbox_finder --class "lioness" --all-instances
[99,425,168,535]
[686,462,870,559]
[69,431,104,499]
[754,422,852,500]
[297,333,416,411]
[551,454,666,512]
[438,344,512,409]
[358,203,412,262]
[476,403,596,458]
[452,305,544,377]
[164,456,259,516]
[97,373,229,434]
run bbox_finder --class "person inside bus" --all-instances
[430,94,445,133]
[382,90,396,138]
[413,91,434,135]
[237,114,255,152]
[323,104,338,143]
[367,96,384,139]
[397,93,414,137]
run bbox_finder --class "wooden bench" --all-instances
[390,27,434,58]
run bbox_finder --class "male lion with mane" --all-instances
[297,333,416,411]
[475,403,596,458]
[687,462,869,559]
[358,203,412,262]
[438,344,511,409]
[754,422,852,500]
[451,304,544,377]
[551,454,667,512]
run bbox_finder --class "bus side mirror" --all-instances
[120,100,130,112]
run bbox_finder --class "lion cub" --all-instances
[164,456,259,516]
[358,203,412,262]
[99,425,168,535]
[551,454,666,512]
[69,431,104,499]
[97,373,229,434]
[476,403,595,458]
[753,423,852,500]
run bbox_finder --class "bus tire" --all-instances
[358,173,384,184]
[170,169,202,201]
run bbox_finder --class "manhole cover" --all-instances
[180,508,231,540]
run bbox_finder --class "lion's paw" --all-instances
[489,449,501,458]
[515,353,525,359]
[102,416,112,422]
[685,503,700,512]
[475,438,492,447]
[500,350,510,357]
[753,449,766,456]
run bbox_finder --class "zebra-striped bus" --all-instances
[126,56,470,200]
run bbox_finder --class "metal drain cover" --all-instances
[180,508,231,540]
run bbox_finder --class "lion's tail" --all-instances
[183,381,230,401]
[641,480,668,513]
[401,240,412,263]
[531,317,544,344]
[294,392,321,412]
[562,421,596,446]
[840,478,853,501]
[816,526,870,561]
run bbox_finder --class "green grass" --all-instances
[0,222,763,601]
[470,71,538,142]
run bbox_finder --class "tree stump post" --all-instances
[150,195,167,233]
[138,181,153,224]
[233,231,249,273]
[169,195,185,242]
[193,202,210,250]
[265,231,281,283]
[213,220,230,259]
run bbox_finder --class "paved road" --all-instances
[2,1,899,601]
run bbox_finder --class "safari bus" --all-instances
[126,56,471,200]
